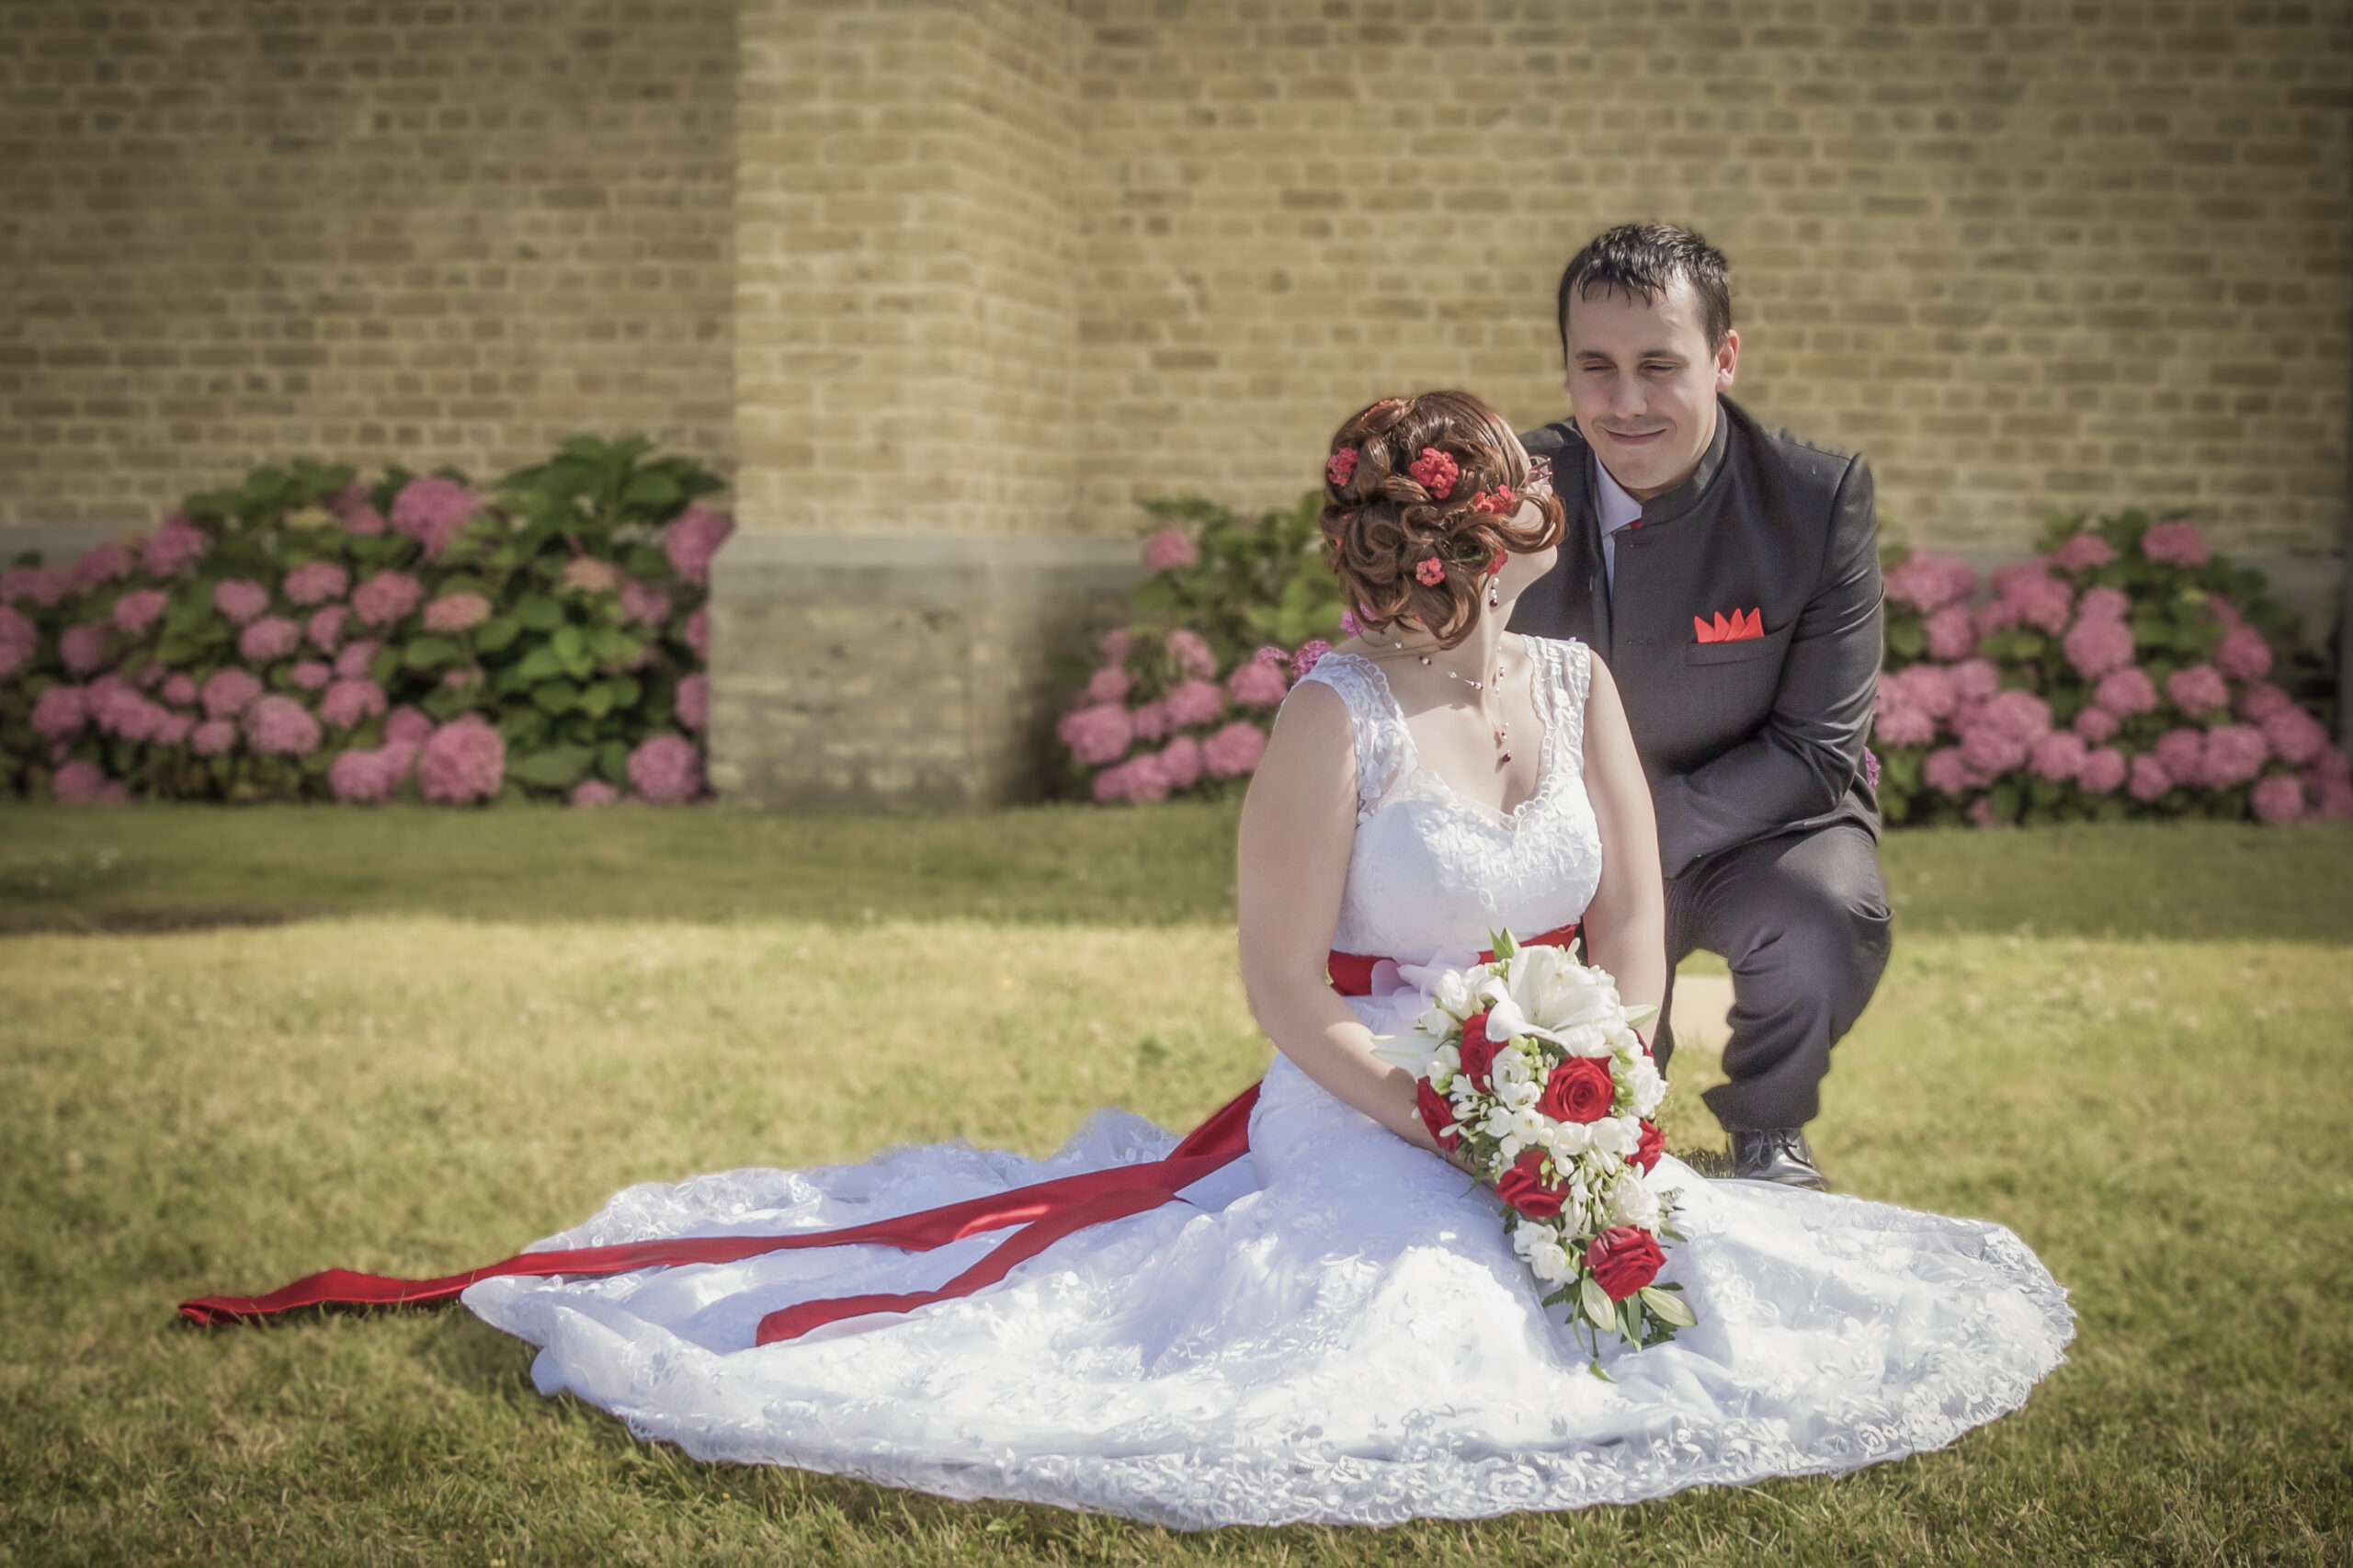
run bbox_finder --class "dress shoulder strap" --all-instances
[1529,636,1592,776]
[1290,652,1411,817]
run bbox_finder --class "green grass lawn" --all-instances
[3,805,2350,1565]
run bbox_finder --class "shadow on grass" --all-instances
[3,802,2349,942]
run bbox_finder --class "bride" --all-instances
[260,392,2074,1528]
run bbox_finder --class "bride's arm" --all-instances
[1235,681,1449,1156]
[1577,653,1668,1045]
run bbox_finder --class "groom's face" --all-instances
[1563,276,1739,500]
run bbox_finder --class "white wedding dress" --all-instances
[464,638,2074,1528]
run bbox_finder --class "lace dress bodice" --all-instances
[1295,638,1601,964]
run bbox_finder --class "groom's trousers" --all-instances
[1651,822,1893,1132]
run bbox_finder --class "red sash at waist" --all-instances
[182,926,1578,1345]
[1325,922,1581,996]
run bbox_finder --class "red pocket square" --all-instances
[1693,608,1764,643]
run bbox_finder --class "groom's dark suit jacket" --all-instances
[1511,396,1882,879]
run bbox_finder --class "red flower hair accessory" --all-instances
[1415,556,1447,587]
[1408,448,1460,500]
[1325,448,1358,487]
[1472,484,1516,517]
[1485,551,1507,576]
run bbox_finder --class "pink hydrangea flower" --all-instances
[93,683,171,743]
[2213,625,2272,682]
[2094,666,2158,717]
[384,705,434,748]
[390,475,488,561]
[422,591,493,634]
[243,694,322,756]
[71,541,132,592]
[2029,732,2087,784]
[1055,702,1133,767]
[290,659,333,692]
[308,605,349,653]
[2236,682,2292,722]
[1971,596,2019,639]
[1959,722,2029,777]
[213,579,271,625]
[1097,628,1134,662]
[1144,528,1199,574]
[2154,727,2207,783]
[283,561,350,607]
[1949,658,2002,704]
[1290,640,1332,680]
[2200,723,2269,790]
[1872,702,1936,748]
[2061,615,2135,679]
[1966,797,2000,828]
[1085,665,1133,705]
[2204,594,2243,631]
[342,506,388,537]
[2047,532,2115,573]
[571,778,620,807]
[1882,552,1978,614]
[51,759,124,804]
[1226,659,1290,708]
[628,733,702,804]
[1922,745,1975,797]
[1129,699,1170,744]
[2250,775,2305,824]
[2075,585,2131,622]
[1165,629,1217,679]
[2259,706,2328,767]
[1992,563,2074,634]
[685,604,710,660]
[675,673,709,732]
[142,514,210,578]
[60,621,110,675]
[1923,604,1976,661]
[111,589,169,638]
[31,684,89,741]
[154,711,193,746]
[2140,519,2210,567]
[350,571,425,627]
[238,614,301,665]
[329,480,373,517]
[161,672,197,707]
[1163,677,1225,729]
[1202,720,1267,778]
[417,714,506,803]
[2079,745,2128,795]
[2072,704,2120,744]
[663,507,734,587]
[1891,663,1957,718]
[2165,663,2229,717]
[200,667,263,720]
[1160,734,1204,790]
[563,555,620,595]
[2127,752,2172,801]
[334,638,382,679]
[1093,751,1174,804]
[320,678,388,729]
[2309,773,2353,821]
[189,718,236,756]
[2,565,69,608]
[1980,688,2052,743]
[619,577,672,627]
[1339,607,1363,638]
[0,605,35,682]
[328,744,407,804]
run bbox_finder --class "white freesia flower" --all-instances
[1432,970,1475,1020]
[1609,1171,1663,1231]
[1626,1053,1666,1117]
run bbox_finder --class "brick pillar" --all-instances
[717,0,1099,807]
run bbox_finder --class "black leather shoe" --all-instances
[1729,1127,1828,1191]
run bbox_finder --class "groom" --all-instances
[1510,222,1892,1190]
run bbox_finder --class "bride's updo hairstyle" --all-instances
[1320,389,1564,652]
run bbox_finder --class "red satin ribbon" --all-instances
[180,926,1578,1343]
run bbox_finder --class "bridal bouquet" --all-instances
[1376,930,1693,1362]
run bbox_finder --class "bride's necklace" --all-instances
[1378,637,1515,764]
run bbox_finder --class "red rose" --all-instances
[1456,1012,1497,1089]
[1415,1078,1459,1152]
[1585,1225,1665,1301]
[1631,1119,1665,1173]
[1494,1149,1565,1218]
[1538,1057,1616,1124]
[1408,447,1460,500]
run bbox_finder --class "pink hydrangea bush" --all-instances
[0,437,722,805]
[1873,510,2348,827]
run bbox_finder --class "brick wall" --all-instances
[0,1,737,530]
[1069,0,2352,559]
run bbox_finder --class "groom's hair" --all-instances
[1556,223,1733,354]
